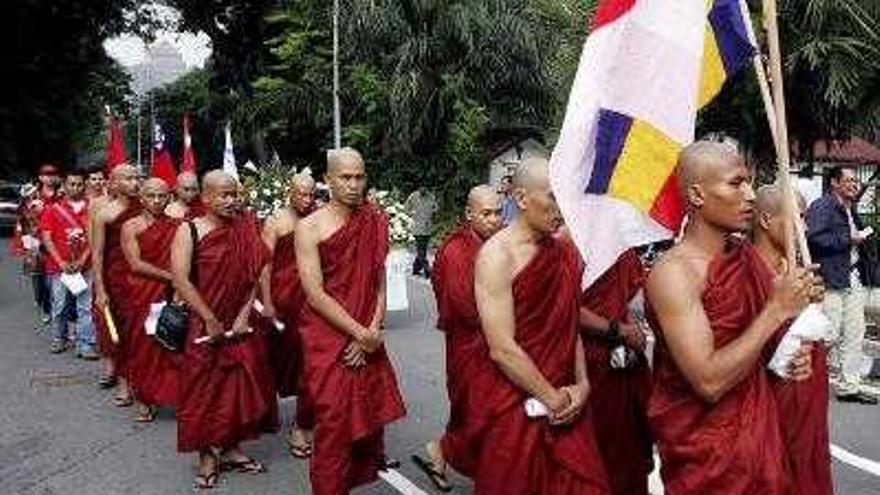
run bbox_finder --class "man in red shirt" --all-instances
[40,170,96,358]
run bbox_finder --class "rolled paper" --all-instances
[103,305,120,345]
[194,327,253,345]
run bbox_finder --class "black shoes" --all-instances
[836,391,879,405]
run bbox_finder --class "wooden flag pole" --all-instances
[761,0,812,266]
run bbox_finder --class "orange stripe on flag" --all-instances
[607,119,682,212]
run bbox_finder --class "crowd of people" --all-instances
[5,141,877,495]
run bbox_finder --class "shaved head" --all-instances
[512,157,551,192]
[177,171,198,188]
[678,141,742,193]
[110,164,139,198]
[291,173,316,190]
[110,164,138,181]
[755,183,805,218]
[466,185,503,239]
[141,178,169,194]
[202,170,235,193]
[467,185,497,209]
[327,147,364,174]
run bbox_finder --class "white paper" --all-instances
[144,302,166,336]
[21,234,40,250]
[768,304,832,378]
[860,226,874,239]
[525,397,549,418]
[59,272,88,296]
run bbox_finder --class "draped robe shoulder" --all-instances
[474,237,609,495]
[648,242,789,495]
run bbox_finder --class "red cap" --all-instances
[38,163,59,176]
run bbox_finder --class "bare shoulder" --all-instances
[270,207,296,235]
[475,231,514,283]
[165,201,184,219]
[121,215,145,235]
[647,246,705,307]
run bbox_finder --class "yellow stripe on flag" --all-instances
[607,119,682,212]
[698,24,727,108]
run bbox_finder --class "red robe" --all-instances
[298,205,406,495]
[473,237,609,495]
[581,249,653,495]
[176,217,278,452]
[268,229,314,428]
[183,199,206,220]
[431,226,498,477]
[96,203,142,365]
[755,254,833,495]
[125,216,181,407]
[648,242,789,495]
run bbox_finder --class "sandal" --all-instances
[98,375,117,389]
[113,395,134,408]
[133,406,156,423]
[411,454,452,492]
[288,442,312,459]
[194,454,220,490]
[220,457,266,474]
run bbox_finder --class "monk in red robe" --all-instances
[472,158,609,495]
[752,184,832,495]
[166,171,204,220]
[120,179,181,422]
[91,164,141,405]
[579,248,653,495]
[296,147,406,495]
[170,171,277,489]
[260,172,317,457]
[411,185,502,491]
[646,141,818,495]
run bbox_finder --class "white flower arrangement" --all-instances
[372,189,415,246]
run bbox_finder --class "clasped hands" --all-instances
[545,382,590,426]
[341,322,384,368]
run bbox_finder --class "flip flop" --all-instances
[220,457,266,474]
[193,470,218,490]
[98,375,117,389]
[113,395,134,408]
[133,407,156,423]
[288,442,312,459]
[411,454,452,492]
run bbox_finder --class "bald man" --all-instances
[91,164,141,402]
[165,171,203,220]
[296,148,406,495]
[171,171,277,489]
[472,158,608,495]
[120,179,181,423]
[260,173,317,457]
[752,184,832,495]
[412,185,502,491]
[646,142,819,495]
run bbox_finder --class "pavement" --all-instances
[0,243,879,495]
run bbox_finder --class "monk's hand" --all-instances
[341,341,367,368]
[204,317,225,343]
[262,301,277,320]
[787,342,813,382]
[356,324,384,354]
[551,384,589,425]
[770,265,813,321]
[619,322,646,353]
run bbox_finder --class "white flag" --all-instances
[223,122,238,179]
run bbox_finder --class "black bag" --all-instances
[154,221,198,352]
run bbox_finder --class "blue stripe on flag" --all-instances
[709,0,755,76]
[586,109,633,194]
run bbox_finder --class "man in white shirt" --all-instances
[405,186,437,278]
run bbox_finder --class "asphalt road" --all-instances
[0,242,878,495]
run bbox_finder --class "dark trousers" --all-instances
[412,235,431,277]
[32,273,51,316]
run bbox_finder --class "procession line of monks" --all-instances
[81,142,830,495]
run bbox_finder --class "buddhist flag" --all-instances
[104,116,128,175]
[151,123,178,187]
[550,0,755,286]
[181,112,197,173]
[222,122,238,180]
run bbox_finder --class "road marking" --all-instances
[831,444,880,477]
[379,468,431,495]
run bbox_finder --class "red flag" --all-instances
[105,116,128,174]
[181,112,197,173]
[151,124,177,187]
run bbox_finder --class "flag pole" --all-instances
[332,0,341,150]
[761,0,810,266]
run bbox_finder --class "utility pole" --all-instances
[332,0,341,150]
